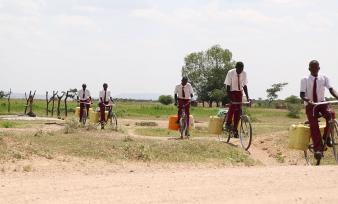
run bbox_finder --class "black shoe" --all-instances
[233,130,239,138]
[225,124,232,131]
[314,151,323,161]
[324,137,333,148]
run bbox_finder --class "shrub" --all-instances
[158,95,174,105]
[287,104,301,118]
[285,95,301,104]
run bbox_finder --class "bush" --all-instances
[158,95,174,105]
[285,95,301,104]
[287,104,301,118]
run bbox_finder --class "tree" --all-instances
[266,82,288,104]
[182,45,234,107]
[210,89,225,107]
[285,95,301,118]
[67,88,78,99]
[0,90,9,98]
[158,95,174,105]
[285,95,301,104]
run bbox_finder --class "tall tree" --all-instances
[182,45,234,106]
[266,82,288,104]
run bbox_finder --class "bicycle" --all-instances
[78,101,92,126]
[219,101,253,151]
[304,101,338,166]
[97,103,118,131]
[178,101,191,139]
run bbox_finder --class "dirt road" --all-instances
[1,164,338,204]
[1,117,337,203]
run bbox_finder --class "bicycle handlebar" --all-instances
[312,100,338,116]
[230,101,251,105]
[78,101,92,105]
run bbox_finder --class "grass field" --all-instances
[1,99,337,166]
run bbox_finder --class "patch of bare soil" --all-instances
[1,118,336,203]
[1,158,337,204]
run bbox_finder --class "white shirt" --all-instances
[99,90,111,102]
[224,69,248,91]
[78,89,91,100]
[175,83,193,99]
[300,74,332,105]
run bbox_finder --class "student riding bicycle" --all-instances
[300,60,338,161]
[77,83,92,123]
[99,83,114,129]
[224,62,251,138]
[174,76,194,138]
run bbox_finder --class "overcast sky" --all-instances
[1,0,338,99]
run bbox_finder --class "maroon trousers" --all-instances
[226,91,242,129]
[178,99,190,126]
[79,99,90,120]
[305,104,335,152]
[99,102,109,122]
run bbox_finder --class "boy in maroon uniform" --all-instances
[300,60,338,161]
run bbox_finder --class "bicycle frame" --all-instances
[305,100,338,165]
[78,101,92,125]
[222,101,253,150]
[178,101,190,138]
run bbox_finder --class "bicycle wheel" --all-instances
[81,110,87,126]
[239,115,252,150]
[219,121,232,143]
[179,117,187,137]
[106,112,118,131]
[330,119,338,163]
[304,144,320,165]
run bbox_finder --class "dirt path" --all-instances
[1,163,338,204]
[1,118,335,203]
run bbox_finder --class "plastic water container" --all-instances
[89,111,99,123]
[208,116,223,134]
[288,123,326,151]
[168,115,194,131]
[89,110,108,123]
[75,107,93,118]
[75,107,80,117]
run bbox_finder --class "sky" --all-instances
[1,0,338,99]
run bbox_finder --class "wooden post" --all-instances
[56,92,65,117]
[64,91,69,117]
[7,88,11,113]
[24,91,31,114]
[25,90,36,117]
[46,91,58,117]
[46,91,49,116]
[51,91,58,117]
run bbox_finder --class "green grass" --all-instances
[134,126,213,137]
[0,121,17,128]
[0,119,53,129]
[0,99,219,121]
[0,129,255,166]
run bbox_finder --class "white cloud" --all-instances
[54,14,100,32]
[264,0,319,6]
[73,5,103,13]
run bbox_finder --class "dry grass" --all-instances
[0,128,255,166]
